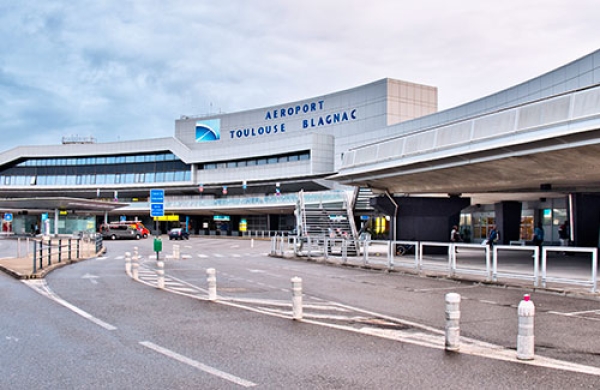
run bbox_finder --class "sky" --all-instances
[1,0,599,151]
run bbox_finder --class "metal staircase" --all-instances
[296,191,359,256]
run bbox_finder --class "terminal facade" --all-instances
[0,50,599,248]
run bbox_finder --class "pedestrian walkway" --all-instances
[0,238,102,279]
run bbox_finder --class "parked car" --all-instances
[128,222,150,238]
[100,224,141,240]
[168,228,189,240]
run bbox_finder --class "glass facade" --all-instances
[0,152,191,186]
[203,151,310,170]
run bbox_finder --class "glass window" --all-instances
[165,171,175,182]
[76,158,86,165]
[86,157,95,165]
[247,159,257,166]
[116,156,125,164]
[156,172,165,182]
[125,156,135,163]
[76,175,83,185]
[106,157,116,164]
[288,155,299,162]
[156,154,166,161]
[135,155,145,163]
[299,153,310,161]
[227,161,237,168]
[184,171,191,181]
[257,158,267,165]
[278,156,288,163]
[145,155,155,162]
[114,174,121,184]
[237,160,247,167]
[174,171,184,181]
[268,157,278,164]
[205,163,217,170]
[165,153,176,161]
[97,157,107,164]
[145,172,155,183]
[124,173,134,183]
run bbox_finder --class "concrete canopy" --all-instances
[0,197,127,213]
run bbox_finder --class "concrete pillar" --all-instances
[372,196,470,253]
[156,261,165,289]
[445,293,461,351]
[570,193,600,247]
[125,251,131,275]
[291,277,303,320]
[494,201,522,245]
[207,268,217,301]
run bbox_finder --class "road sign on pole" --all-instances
[150,189,165,218]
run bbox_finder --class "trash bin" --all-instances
[153,237,162,253]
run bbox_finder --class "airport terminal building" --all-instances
[1,49,599,247]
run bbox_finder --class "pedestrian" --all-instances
[451,225,462,252]
[558,221,569,247]
[487,225,499,247]
[532,222,544,247]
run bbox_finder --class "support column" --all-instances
[494,201,522,245]
[570,193,600,247]
[54,208,59,236]
[372,195,470,245]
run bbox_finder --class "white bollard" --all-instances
[291,277,303,320]
[251,238,254,248]
[173,244,180,260]
[445,293,461,351]
[132,254,139,281]
[207,268,217,301]
[156,261,165,289]
[517,294,535,360]
[125,252,131,275]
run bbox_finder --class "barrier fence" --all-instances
[32,234,103,274]
[271,236,600,293]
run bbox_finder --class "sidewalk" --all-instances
[0,239,103,279]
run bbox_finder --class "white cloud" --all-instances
[0,0,599,150]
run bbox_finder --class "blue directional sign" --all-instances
[150,189,165,203]
[150,203,164,217]
[3,213,12,222]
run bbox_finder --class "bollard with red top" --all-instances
[517,294,535,360]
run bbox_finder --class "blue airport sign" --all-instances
[3,213,12,222]
[150,203,164,217]
[150,189,164,203]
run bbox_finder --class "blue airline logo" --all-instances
[196,119,221,142]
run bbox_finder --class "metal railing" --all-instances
[32,235,103,274]
[272,237,600,293]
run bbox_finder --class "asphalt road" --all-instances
[2,237,600,389]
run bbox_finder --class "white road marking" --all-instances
[140,341,256,387]
[82,273,99,284]
[23,279,117,331]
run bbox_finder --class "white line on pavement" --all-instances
[140,341,257,388]
[22,279,117,331]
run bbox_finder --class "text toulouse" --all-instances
[228,100,357,139]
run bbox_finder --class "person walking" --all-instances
[487,225,499,248]
[558,221,569,249]
[451,225,462,252]
[533,222,545,248]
